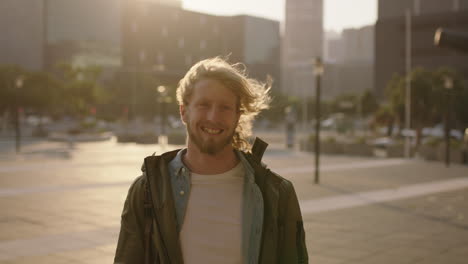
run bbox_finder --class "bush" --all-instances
[354,136,367,145]
[424,137,442,148]
[325,136,337,144]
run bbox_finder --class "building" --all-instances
[45,0,122,70]
[0,0,182,71]
[341,26,374,65]
[324,30,342,63]
[375,0,468,99]
[378,0,468,19]
[282,0,323,97]
[1,0,280,88]
[322,26,375,99]
[0,0,45,71]
[0,0,123,71]
[121,1,280,87]
[228,16,281,87]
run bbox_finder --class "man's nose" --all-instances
[206,107,222,122]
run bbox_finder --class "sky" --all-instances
[182,0,377,33]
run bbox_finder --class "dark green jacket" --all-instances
[114,146,308,263]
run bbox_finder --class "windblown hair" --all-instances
[176,57,271,151]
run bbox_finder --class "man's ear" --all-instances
[180,104,187,124]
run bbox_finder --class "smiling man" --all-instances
[114,57,308,264]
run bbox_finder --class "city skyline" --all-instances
[182,0,377,32]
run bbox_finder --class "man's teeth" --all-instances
[203,127,222,134]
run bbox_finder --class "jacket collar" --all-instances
[169,148,256,181]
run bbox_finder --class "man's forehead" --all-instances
[193,78,226,89]
[191,79,237,101]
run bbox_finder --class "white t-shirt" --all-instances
[180,162,244,264]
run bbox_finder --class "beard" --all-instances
[186,121,236,155]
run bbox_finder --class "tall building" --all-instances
[122,1,280,87]
[341,26,374,65]
[0,0,45,70]
[0,0,122,71]
[228,16,280,87]
[282,0,323,97]
[0,0,182,72]
[322,26,375,99]
[378,0,468,19]
[375,0,468,99]
[145,0,182,8]
[45,0,122,70]
[122,2,225,84]
[324,30,342,63]
[1,0,280,87]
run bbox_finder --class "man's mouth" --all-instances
[201,126,223,135]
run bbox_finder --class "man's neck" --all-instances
[183,143,239,175]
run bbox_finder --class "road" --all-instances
[0,137,467,263]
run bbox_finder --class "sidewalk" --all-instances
[262,148,468,264]
[0,139,467,263]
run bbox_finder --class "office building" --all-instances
[282,0,323,97]
[375,0,468,99]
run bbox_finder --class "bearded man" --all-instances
[114,57,308,264]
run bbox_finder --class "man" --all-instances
[114,57,308,264]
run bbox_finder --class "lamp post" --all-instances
[14,76,24,154]
[157,85,167,136]
[404,9,412,158]
[443,76,453,167]
[313,57,324,184]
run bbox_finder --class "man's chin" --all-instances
[187,127,234,155]
[199,141,227,155]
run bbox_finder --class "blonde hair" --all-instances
[176,57,271,151]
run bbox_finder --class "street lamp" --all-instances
[15,76,24,154]
[404,9,412,159]
[157,85,167,137]
[443,76,453,167]
[313,57,324,184]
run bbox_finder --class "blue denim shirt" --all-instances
[167,149,264,264]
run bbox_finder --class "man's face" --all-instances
[181,78,240,155]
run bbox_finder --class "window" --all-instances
[161,26,168,37]
[185,55,192,66]
[178,37,185,48]
[156,52,164,65]
[200,40,207,50]
[143,7,149,16]
[139,50,146,63]
[200,16,206,26]
[131,22,138,33]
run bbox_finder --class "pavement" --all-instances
[0,137,467,263]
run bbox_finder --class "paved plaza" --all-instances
[0,137,467,263]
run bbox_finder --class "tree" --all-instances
[55,63,104,117]
[386,73,405,131]
[386,67,466,148]
[261,89,299,124]
[22,71,62,115]
[373,104,395,136]
[360,90,378,117]
[106,70,169,121]
[0,66,27,114]
[433,67,467,131]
